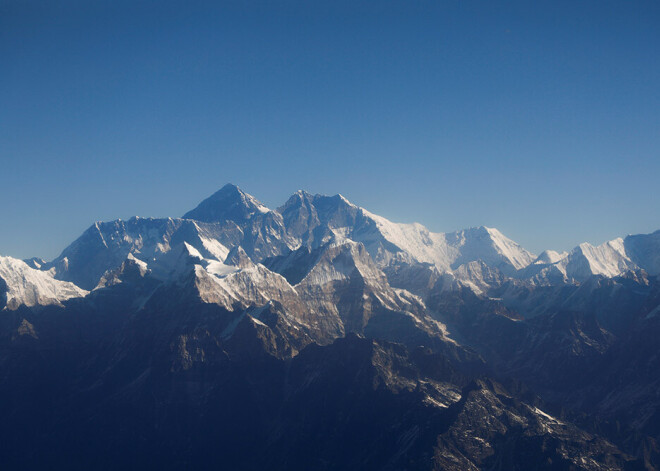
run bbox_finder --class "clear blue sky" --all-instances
[1,0,659,260]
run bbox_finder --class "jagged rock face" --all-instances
[433,379,635,471]
[46,217,237,290]
[182,183,295,261]
[0,317,638,470]
[278,190,323,240]
[294,242,402,332]
[2,184,660,469]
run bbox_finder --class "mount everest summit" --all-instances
[1,183,660,470]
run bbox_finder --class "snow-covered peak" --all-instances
[95,253,150,289]
[278,190,320,239]
[624,230,660,276]
[525,236,641,283]
[354,214,535,276]
[0,256,88,310]
[440,226,535,275]
[140,242,195,281]
[48,217,237,290]
[518,233,660,284]
[481,227,537,271]
[183,183,271,223]
[358,208,453,269]
[307,193,358,222]
[533,250,568,265]
[293,189,314,200]
[276,188,537,282]
[568,238,637,279]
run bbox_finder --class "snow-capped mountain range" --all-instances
[3,184,660,469]
[2,183,659,311]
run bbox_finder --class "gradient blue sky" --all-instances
[1,0,659,260]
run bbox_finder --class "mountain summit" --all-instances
[183,183,271,223]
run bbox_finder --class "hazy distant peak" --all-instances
[533,250,568,265]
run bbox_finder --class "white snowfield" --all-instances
[568,239,636,278]
[529,235,658,283]
[0,256,88,310]
[533,250,568,265]
[361,207,535,273]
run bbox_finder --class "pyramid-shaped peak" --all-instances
[317,192,354,205]
[224,246,255,269]
[279,189,315,211]
[309,192,356,212]
[221,182,240,191]
[294,189,314,198]
[462,225,494,236]
[278,190,356,213]
[282,190,314,208]
[183,184,270,223]
[208,183,256,202]
[533,249,568,265]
